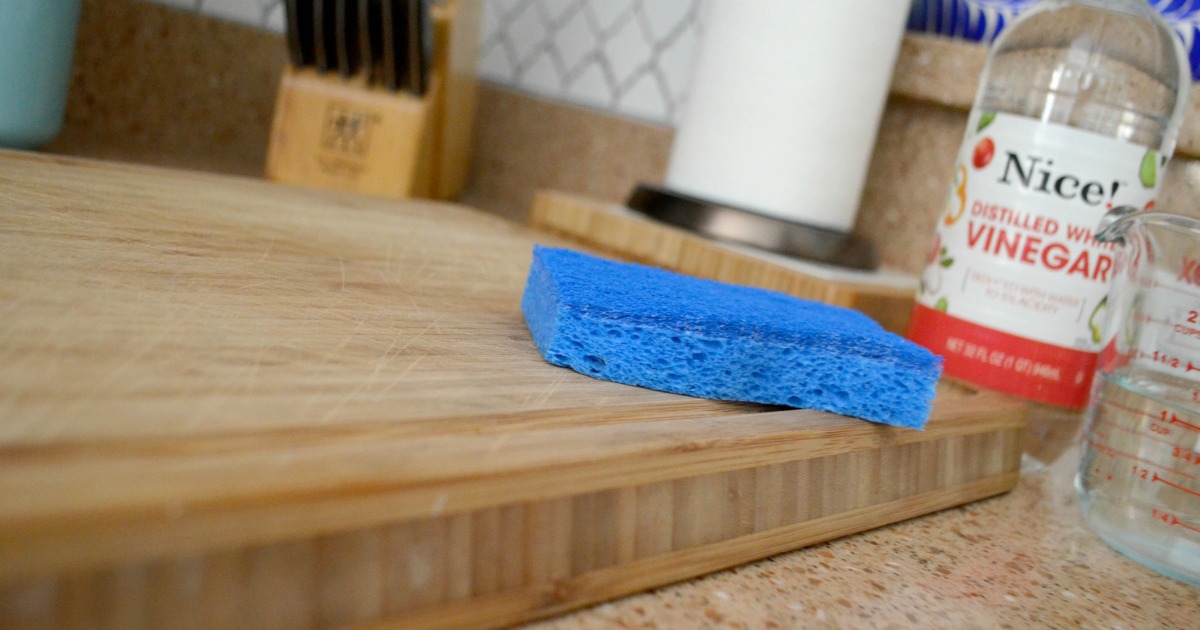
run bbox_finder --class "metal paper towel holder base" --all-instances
[626,184,879,271]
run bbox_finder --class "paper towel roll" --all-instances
[665,0,909,233]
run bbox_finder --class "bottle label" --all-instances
[908,111,1163,408]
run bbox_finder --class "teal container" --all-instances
[0,0,82,149]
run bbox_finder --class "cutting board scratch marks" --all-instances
[319,380,368,426]
[64,297,204,431]
[523,372,567,409]
[298,319,368,422]
[257,238,276,263]
[379,356,425,398]
[319,320,367,366]
[307,295,353,327]
[371,330,406,379]
[393,320,439,357]
[379,241,395,288]
[243,340,268,393]
[487,434,511,456]
[316,313,440,422]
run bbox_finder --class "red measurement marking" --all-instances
[1176,520,1199,534]
[1152,471,1200,498]
[1177,258,1198,285]
[1176,518,1200,534]
[1173,447,1200,466]
[1188,361,1200,374]
[1086,437,1198,480]
[1167,413,1200,432]
[1090,416,1174,449]
[1100,399,1159,421]
[1097,400,1200,433]
[1151,509,1200,534]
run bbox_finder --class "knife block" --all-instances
[265,0,478,201]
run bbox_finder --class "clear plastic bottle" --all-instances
[908,0,1191,409]
[981,0,1188,149]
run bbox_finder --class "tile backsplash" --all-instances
[477,0,704,126]
[146,0,703,126]
[152,0,285,31]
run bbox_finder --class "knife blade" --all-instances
[313,0,338,72]
[359,0,384,83]
[407,0,432,96]
[285,0,316,67]
[379,0,409,91]
[335,0,361,76]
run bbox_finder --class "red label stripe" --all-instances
[908,305,1096,408]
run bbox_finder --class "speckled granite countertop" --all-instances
[526,410,1197,629]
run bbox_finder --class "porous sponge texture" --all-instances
[521,246,942,429]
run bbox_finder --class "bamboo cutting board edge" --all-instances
[0,442,1023,629]
[0,388,1023,582]
[361,473,1021,630]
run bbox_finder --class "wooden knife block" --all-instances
[265,0,479,200]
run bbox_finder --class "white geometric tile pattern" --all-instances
[477,0,705,125]
[151,0,286,31]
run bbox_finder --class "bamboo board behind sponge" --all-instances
[528,190,918,334]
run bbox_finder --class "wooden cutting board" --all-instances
[0,152,1025,630]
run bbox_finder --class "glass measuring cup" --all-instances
[1077,206,1200,587]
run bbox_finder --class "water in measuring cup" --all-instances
[1077,367,1200,587]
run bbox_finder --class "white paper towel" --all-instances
[665,0,910,233]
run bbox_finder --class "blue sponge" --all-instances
[521,246,942,429]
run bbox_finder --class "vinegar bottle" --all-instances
[908,0,1191,408]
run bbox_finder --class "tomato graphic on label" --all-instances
[972,137,995,169]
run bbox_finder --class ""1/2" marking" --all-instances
[1139,468,1200,497]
